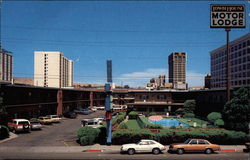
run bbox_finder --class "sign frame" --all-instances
[210,4,246,28]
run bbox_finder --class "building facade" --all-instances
[0,48,13,82]
[210,33,250,89]
[168,52,187,89]
[34,51,73,88]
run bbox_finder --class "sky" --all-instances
[1,0,250,87]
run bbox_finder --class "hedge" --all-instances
[0,125,9,140]
[112,129,249,145]
[128,111,138,119]
[77,127,100,146]
[112,112,126,126]
[137,116,163,129]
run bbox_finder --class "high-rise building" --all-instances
[168,52,187,89]
[210,33,250,89]
[34,51,73,88]
[0,48,13,82]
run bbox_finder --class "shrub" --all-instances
[112,112,126,126]
[215,119,224,127]
[30,118,38,122]
[0,125,9,140]
[183,113,195,118]
[77,127,100,146]
[128,111,138,119]
[119,122,128,129]
[207,112,222,123]
[149,112,156,116]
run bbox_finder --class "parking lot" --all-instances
[0,111,105,147]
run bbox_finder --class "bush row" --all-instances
[112,112,126,126]
[77,126,100,146]
[112,129,249,145]
[137,116,163,129]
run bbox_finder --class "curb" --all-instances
[83,149,103,153]
[219,149,236,152]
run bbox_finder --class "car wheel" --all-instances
[12,129,16,134]
[127,148,135,155]
[152,148,160,155]
[205,148,213,154]
[177,148,184,155]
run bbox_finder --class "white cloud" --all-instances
[115,68,205,87]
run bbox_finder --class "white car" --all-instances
[120,139,166,155]
[46,115,61,123]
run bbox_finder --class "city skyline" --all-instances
[1,1,250,87]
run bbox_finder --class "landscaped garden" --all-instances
[76,87,250,146]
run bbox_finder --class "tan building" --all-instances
[210,33,250,89]
[168,52,187,89]
[13,77,34,86]
[0,48,13,82]
[34,51,73,88]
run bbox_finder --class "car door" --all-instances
[186,140,198,152]
[137,141,150,152]
[197,140,209,151]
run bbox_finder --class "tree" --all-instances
[207,112,222,123]
[223,87,250,132]
[183,100,196,112]
[124,85,130,89]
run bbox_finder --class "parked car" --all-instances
[46,115,61,123]
[120,139,166,155]
[7,119,30,133]
[74,109,90,115]
[81,118,104,128]
[38,116,53,125]
[30,121,42,130]
[168,138,220,154]
[63,111,77,119]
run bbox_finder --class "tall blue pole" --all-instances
[105,60,112,145]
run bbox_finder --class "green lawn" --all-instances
[179,118,209,128]
[125,120,141,129]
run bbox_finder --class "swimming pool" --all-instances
[149,119,189,127]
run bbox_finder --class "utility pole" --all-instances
[105,60,113,145]
[225,28,231,101]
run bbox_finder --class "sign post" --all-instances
[210,4,245,101]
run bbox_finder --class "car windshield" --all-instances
[183,139,191,144]
[52,116,58,118]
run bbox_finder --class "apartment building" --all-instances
[0,48,13,82]
[210,33,250,89]
[34,51,73,88]
[168,52,187,89]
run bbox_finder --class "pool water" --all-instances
[149,119,189,127]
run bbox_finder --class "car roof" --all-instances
[13,119,29,121]
[141,139,156,142]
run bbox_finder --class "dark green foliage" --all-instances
[214,119,224,127]
[0,125,9,140]
[184,100,196,112]
[112,130,153,144]
[112,112,126,126]
[183,113,195,118]
[207,112,222,123]
[77,127,100,146]
[128,111,138,119]
[223,87,250,132]
[119,122,128,129]
[112,129,248,145]
[149,112,156,116]
[97,126,107,145]
[137,116,163,129]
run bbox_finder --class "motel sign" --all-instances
[210,4,245,28]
